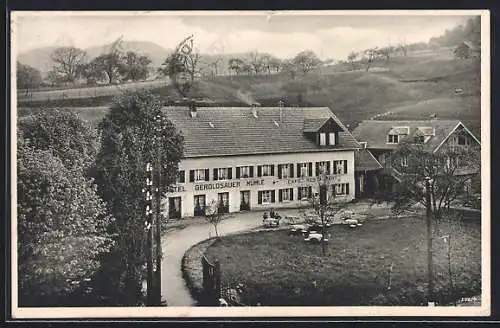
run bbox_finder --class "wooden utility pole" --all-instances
[425,177,434,305]
[145,163,154,306]
[155,143,163,305]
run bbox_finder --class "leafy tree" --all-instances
[17,62,42,94]
[50,46,88,83]
[18,109,98,172]
[119,51,152,82]
[17,135,114,306]
[347,52,358,71]
[249,51,263,75]
[92,90,183,305]
[90,53,123,84]
[390,134,480,219]
[363,47,379,72]
[291,50,322,74]
[78,60,107,85]
[228,58,246,76]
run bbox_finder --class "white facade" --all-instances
[163,150,355,218]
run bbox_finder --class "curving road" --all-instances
[160,209,302,306]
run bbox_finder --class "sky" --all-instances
[13,11,477,60]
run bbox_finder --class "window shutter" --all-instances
[270,165,275,176]
[346,183,349,195]
[298,187,302,200]
[236,167,240,179]
[289,163,294,178]
[250,166,254,178]
[213,168,218,181]
[308,186,312,198]
[297,164,301,177]
[308,163,313,177]
[278,164,282,179]
[258,191,262,204]
[179,170,185,183]
[290,188,294,201]
[257,165,262,177]
[279,189,283,202]
[344,160,348,174]
[189,170,195,182]
[228,168,232,180]
[271,190,276,203]
[315,162,320,176]
[205,169,210,181]
[326,161,331,174]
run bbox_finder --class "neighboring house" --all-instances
[354,147,383,198]
[454,40,480,59]
[352,119,481,196]
[162,105,360,219]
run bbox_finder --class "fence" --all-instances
[200,255,245,306]
[16,79,171,104]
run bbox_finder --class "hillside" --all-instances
[18,48,482,138]
[17,41,172,73]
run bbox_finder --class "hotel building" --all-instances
[161,105,363,219]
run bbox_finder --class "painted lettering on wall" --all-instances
[167,185,185,192]
[246,179,264,186]
[195,181,241,191]
[287,175,339,185]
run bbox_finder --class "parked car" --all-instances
[342,217,363,228]
[289,224,308,236]
[263,217,280,228]
[304,231,329,243]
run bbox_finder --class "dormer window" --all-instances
[387,133,399,144]
[319,133,326,145]
[329,132,336,145]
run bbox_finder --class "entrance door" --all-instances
[194,195,206,216]
[169,197,182,219]
[218,192,229,214]
[240,190,251,211]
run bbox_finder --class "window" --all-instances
[319,133,326,145]
[333,183,349,196]
[190,169,209,182]
[316,161,330,176]
[279,188,294,203]
[401,156,408,167]
[177,170,185,183]
[387,134,399,144]
[297,163,308,177]
[258,164,274,177]
[237,166,253,179]
[333,160,347,174]
[298,186,312,200]
[329,132,336,145]
[258,190,275,204]
[214,167,232,181]
[278,163,294,179]
[458,134,469,146]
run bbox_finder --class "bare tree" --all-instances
[249,51,263,75]
[307,168,345,256]
[50,46,88,83]
[363,47,379,72]
[204,200,225,237]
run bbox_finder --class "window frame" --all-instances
[217,167,229,180]
[281,164,290,179]
[261,164,273,177]
[261,190,272,204]
[240,166,251,178]
[329,132,336,145]
[319,132,327,145]
[387,134,399,144]
[281,188,291,202]
[194,169,206,182]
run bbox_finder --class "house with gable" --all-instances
[352,119,481,196]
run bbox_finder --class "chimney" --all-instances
[189,100,197,118]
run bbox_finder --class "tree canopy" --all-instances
[17,62,42,91]
[18,109,99,171]
[17,135,114,306]
[92,90,184,304]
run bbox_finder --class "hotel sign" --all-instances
[194,179,265,191]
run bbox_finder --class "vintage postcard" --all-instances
[10,10,490,319]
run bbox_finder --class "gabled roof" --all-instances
[303,117,331,132]
[355,149,383,172]
[163,106,360,158]
[352,120,478,151]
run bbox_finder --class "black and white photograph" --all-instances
[10,10,490,318]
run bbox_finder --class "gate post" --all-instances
[214,261,221,302]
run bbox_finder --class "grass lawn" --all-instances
[204,213,481,306]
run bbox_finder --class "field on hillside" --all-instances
[17,48,482,137]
